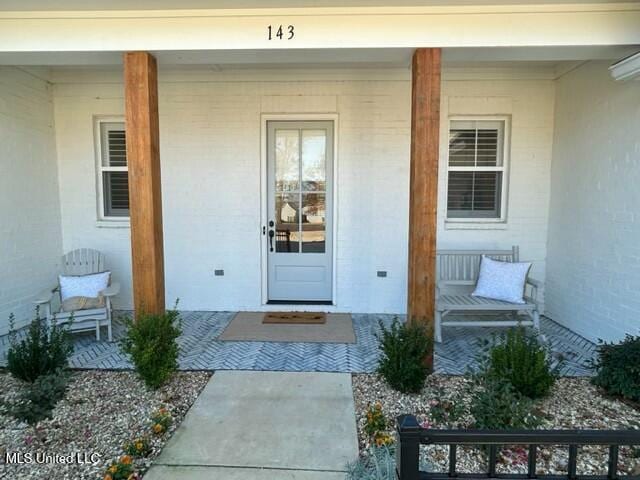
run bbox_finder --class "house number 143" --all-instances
[267,25,294,40]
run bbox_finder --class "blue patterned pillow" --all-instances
[472,256,532,304]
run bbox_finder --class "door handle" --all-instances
[268,229,275,252]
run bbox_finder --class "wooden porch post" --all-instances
[407,48,441,334]
[124,51,165,315]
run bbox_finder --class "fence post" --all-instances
[396,414,422,480]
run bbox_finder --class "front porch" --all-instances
[1,43,638,372]
[0,312,595,375]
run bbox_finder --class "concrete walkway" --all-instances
[144,371,358,479]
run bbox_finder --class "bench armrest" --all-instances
[101,282,120,297]
[524,277,542,304]
[526,277,542,288]
[34,288,55,305]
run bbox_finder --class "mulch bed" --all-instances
[353,374,640,476]
[0,370,211,479]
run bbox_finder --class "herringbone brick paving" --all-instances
[0,312,595,375]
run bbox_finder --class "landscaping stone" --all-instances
[353,374,640,475]
[0,370,211,479]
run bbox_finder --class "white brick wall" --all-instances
[52,68,555,314]
[438,79,556,295]
[0,67,63,334]
[546,61,640,343]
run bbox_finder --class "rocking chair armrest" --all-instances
[101,282,120,297]
[34,288,55,305]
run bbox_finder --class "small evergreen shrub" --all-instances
[11,369,70,424]
[7,311,73,383]
[470,376,541,430]
[482,327,557,399]
[120,306,182,389]
[591,334,640,401]
[376,319,433,394]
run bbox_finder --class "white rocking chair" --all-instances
[34,248,120,341]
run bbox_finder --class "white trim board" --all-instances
[610,51,640,81]
[1,4,639,53]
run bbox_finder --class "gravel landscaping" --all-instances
[353,374,640,476]
[0,370,211,479]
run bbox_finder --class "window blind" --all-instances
[447,120,505,220]
[100,123,129,217]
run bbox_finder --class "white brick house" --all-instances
[0,1,639,343]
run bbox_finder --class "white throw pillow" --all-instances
[472,256,531,304]
[59,271,111,302]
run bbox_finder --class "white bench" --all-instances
[435,246,541,342]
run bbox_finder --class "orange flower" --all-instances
[109,465,118,474]
[153,423,164,434]
[104,475,113,480]
[120,455,133,465]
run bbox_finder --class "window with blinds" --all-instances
[447,119,507,220]
[98,122,129,218]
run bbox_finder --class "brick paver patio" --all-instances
[0,312,596,375]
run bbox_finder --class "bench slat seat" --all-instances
[439,294,537,311]
[435,246,541,342]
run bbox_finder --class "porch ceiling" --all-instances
[0,46,638,68]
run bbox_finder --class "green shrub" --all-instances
[120,306,182,389]
[346,446,396,480]
[591,334,640,401]
[470,376,541,430]
[346,446,433,480]
[11,369,70,424]
[7,311,74,383]
[482,327,557,399]
[428,389,466,428]
[376,319,433,394]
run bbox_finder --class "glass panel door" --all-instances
[274,128,327,254]
[267,120,334,302]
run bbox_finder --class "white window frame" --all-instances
[445,115,510,224]
[94,116,130,225]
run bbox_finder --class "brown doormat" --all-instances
[218,312,355,343]
[263,312,326,324]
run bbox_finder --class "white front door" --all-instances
[266,121,334,302]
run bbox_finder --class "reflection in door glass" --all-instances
[275,193,300,253]
[275,130,300,192]
[301,193,325,253]
[302,130,326,192]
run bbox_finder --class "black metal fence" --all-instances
[396,414,640,480]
